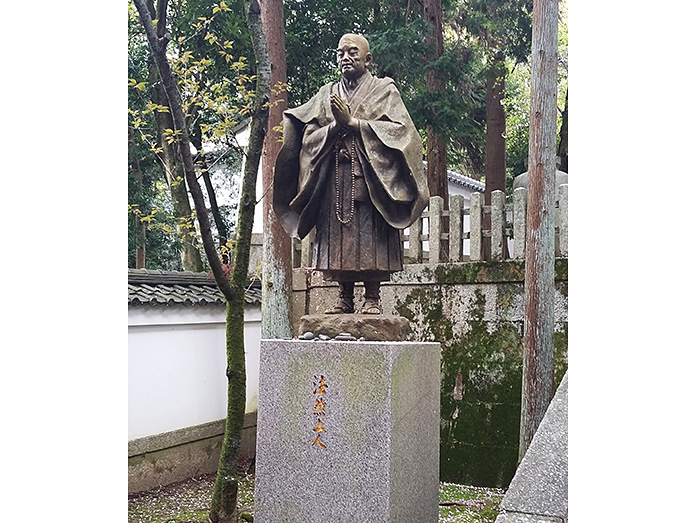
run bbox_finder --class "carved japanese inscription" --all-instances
[312,375,328,449]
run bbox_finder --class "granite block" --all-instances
[254,339,441,523]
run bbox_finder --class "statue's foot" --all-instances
[324,305,353,314]
[359,299,382,315]
[324,300,355,314]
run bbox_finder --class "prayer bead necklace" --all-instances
[335,135,356,225]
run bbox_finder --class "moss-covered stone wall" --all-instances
[294,259,568,489]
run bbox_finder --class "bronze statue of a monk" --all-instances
[273,33,428,315]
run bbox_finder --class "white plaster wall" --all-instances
[447,182,476,203]
[128,305,261,440]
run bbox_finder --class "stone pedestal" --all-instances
[298,314,411,341]
[254,339,441,523]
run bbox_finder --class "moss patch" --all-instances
[433,261,526,284]
[396,275,568,488]
[439,482,505,522]
[431,259,568,285]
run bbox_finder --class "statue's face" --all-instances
[336,35,372,80]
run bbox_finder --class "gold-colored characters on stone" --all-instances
[312,375,328,448]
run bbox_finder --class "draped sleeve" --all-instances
[272,85,335,239]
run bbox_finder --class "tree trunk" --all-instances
[557,88,568,172]
[133,2,270,522]
[424,0,448,261]
[128,125,147,268]
[151,74,204,271]
[424,0,448,205]
[191,120,230,258]
[161,122,204,271]
[146,0,203,272]
[260,0,293,339]
[483,50,506,260]
[426,128,447,202]
[519,0,558,463]
[209,1,271,520]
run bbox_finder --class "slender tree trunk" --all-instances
[151,71,203,272]
[128,125,147,268]
[519,0,558,462]
[426,128,447,202]
[557,88,568,172]
[260,0,293,339]
[134,3,270,521]
[208,1,271,521]
[483,50,506,260]
[159,112,204,272]
[191,120,230,257]
[146,0,203,272]
[424,0,448,261]
[424,0,448,205]
[484,56,506,192]
[189,79,229,252]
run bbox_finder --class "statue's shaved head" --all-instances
[337,34,370,54]
[336,34,372,81]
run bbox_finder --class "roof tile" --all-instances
[128,268,261,307]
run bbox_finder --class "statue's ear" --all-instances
[365,53,373,68]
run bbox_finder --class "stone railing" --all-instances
[292,185,568,266]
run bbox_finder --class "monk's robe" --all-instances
[273,72,428,282]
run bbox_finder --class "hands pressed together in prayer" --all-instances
[330,93,358,132]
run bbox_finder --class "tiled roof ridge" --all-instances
[128,268,217,285]
[421,160,486,192]
[446,170,485,191]
[128,268,261,306]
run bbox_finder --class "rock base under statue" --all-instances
[298,314,411,341]
[254,339,441,523]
